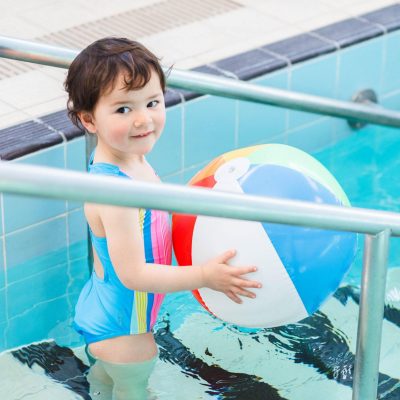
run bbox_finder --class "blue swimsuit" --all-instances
[73,156,172,344]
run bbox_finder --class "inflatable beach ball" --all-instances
[172,144,357,328]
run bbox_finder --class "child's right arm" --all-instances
[93,203,261,304]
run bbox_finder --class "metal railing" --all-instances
[0,35,399,400]
[0,162,396,400]
[2,35,400,128]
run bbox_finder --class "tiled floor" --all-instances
[0,0,397,130]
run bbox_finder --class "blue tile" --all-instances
[238,70,288,147]
[4,145,66,234]
[147,105,183,177]
[66,137,87,211]
[7,262,69,319]
[382,31,400,95]
[182,160,210,183]
[6,217,68,279]
[0,322,6,352]
[381,91,400,110]
[288,54,338,128]
[6,295,71,348]
[184,96,236,167]
[163,171,184,185]
[0,288,6,324]
[337,37,385,102]
[286,118,335,153]
[0,197,3,237]
[68,257,90,297]
[68,208,87,245]
[68,208,88,260]
[0,239,4,290]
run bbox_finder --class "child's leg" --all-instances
[85,345,113,399]
[101,356,157,400]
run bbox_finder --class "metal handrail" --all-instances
[2,35,400,128]
[0,161,394,400]
[0,162,398,235]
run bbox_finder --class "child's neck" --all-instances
[94,145,157,182]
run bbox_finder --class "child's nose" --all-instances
[133,110,150,128]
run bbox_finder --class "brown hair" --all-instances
[64,37,166,128]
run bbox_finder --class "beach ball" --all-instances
[172,144,357,328]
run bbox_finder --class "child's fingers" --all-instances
[234,265,258,275]
[226,290,242,304]
[215,249,237,264]
[233,287,256,299]
[232,277,262,289]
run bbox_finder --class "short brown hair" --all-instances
[64,37,166,128]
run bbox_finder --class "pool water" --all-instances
[1,125,400,399]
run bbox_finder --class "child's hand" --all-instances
[200,250,262,304]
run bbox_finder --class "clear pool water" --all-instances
[1,124,400,400]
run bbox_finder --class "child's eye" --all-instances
[116,106,130,114]
[147,100,159,108]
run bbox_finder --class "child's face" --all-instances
[85,69,166,159]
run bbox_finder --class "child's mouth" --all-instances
[133,131,152,138]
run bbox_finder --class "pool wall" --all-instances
[1,4,400,351]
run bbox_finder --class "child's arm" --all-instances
[97,204,261,304]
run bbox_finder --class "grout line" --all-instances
[4,210,80,238]
[1,193,9,348]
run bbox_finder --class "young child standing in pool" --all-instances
[64,37,261,399]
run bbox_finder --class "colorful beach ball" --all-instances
[172,144,357,328]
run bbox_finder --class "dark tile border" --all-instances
[313,18,385,48]
[361,3,400,32]
[2,3,400,160]
[0,120,63,160]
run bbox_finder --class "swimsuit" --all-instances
[73,155,172,344]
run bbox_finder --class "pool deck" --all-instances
[0,0,397,131]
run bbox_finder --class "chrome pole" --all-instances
[2,35,400,128]
[352,230,390,400]
[1,162,400,236]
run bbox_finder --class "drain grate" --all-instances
[0,0,242,80]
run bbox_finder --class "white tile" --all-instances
[0,16,49,39]
[239,0,334,23]
[0,0,57,19]
[0,100,17,116]
[342,0,399,17]
[80,0,160,20]
[38,66,68,82]
[296,10,354,31]
[204,8,286,40]
[22,95,67,119]
[258,25,305,45]
[0,111,31,130]
[149,22,238,60]
[0,70,65,110]
[21,1,96,34]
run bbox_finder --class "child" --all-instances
[64,37,261,399]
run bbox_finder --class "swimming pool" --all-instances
[1,125,399,400]
[1,5,400,399]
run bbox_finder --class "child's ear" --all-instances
[78,112,96,133]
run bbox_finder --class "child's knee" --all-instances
[102,356,157,400]
[87,362,113,399]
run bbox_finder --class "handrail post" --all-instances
[352,229,390,400]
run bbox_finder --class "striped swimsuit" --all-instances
[73,157,172,344]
